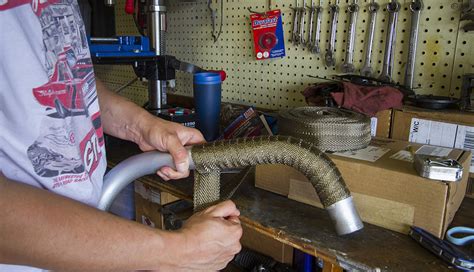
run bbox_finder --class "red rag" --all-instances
[331,82,403,116]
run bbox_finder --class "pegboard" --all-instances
[94,0,474,110]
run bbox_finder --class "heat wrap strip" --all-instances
[193,171,220,211]
[278,107,371,152]
[191,136,350,211]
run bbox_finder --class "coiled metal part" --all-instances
[278,107,371,152]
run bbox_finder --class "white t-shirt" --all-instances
[0,1,107,271]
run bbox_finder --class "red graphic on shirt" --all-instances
[52,172,90,189]
[91,111,105,147]
[79,128,103,175]
[0,0,59,15]
[32,47,96,118]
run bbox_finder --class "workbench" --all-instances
[106,138,474,272]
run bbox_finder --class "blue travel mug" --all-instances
[193,72,222,141]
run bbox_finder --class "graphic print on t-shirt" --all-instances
[27,117,84,177]
[0,0,105,185]
[32,1,95,118]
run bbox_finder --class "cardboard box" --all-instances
[134,181,180,229]
[256,139,470,238]
[391,106,474,141]
[391,106,474,174]
[240,224,293,265]
[372,109,392,138]
[134,182,294,264]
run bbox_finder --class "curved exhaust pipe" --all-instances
[99,136,363,235]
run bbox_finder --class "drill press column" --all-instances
[147,0,167,111]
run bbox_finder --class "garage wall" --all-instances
[95,0,474,109]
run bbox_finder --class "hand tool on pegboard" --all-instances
[404,0,423,90]
[290,0,302,45]
[378,0,400,83]
[298,0,307,46]
[341,0,359,73]
[462,0,474,19]
[306,0,316,51]
[461,0,474,32]
[360,0,379,77]
[309,0,323,54]
[208,0,224,42]
[325,0,340,67]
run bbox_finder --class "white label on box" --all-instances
[416,145,453,157]
[408,118,474,172]
[333,145,390,162]
[390,150,414,162]
[370,117,377,137]
[141,215,156,228]
[409,118,457,147]
[454,125,474,172]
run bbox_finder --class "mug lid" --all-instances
[194,72,222,84]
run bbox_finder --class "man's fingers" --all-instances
[157,167,190,180]
[232,242,243,255]
[166,135,190,173]
[226,215,240,225]
[205,200,240,218]
[184,129,206,145]
[156,170,170,181]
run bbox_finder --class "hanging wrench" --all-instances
[341,0,359,73]
[311,1,323,54]
[325,0,340,67]
[378,0,400,83]
[360,0,379,77]
[291,0,301,45]
[404,0,423,90]
[307,0,316,50]
[299,0,307,45]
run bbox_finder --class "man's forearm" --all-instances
[95,79,157,143]
[0,175,183,271]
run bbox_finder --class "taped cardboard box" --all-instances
[134,181,294,264]
[134,181,179,229]
[391,106,474,197]
[255,139,470,238]
[372,109,392,139]
[241,224,293,265]
[391,106,474,141]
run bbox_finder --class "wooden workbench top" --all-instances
[105,136,473,272]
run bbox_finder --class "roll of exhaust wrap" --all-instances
[278,107,371,152]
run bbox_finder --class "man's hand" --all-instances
[1,176,242,271]
[172,200,243,271]
[95,78,205,180]
[136,116,205,181]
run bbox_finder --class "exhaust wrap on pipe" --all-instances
[191,136,363,235]
[99,136,363,235]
